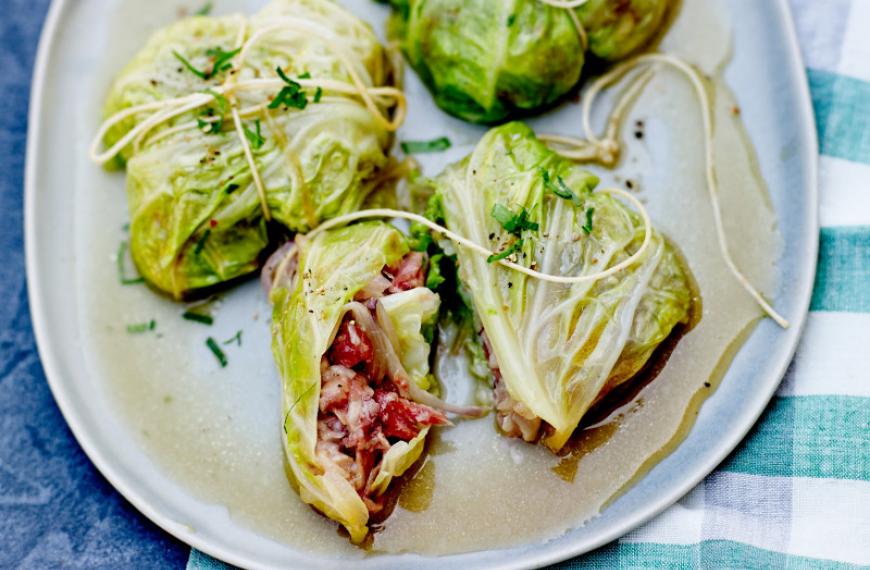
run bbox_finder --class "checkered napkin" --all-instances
[185,2,870,568]
[1,0,864,567]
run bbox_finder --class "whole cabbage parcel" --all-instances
[270,222,455,543]
[576,0,670,61]
[427,122,692,451]
[98,0,400,299]
[385,0,585,124]
[384,0,670,124]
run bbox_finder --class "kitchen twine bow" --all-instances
[89,13,407,222]
[532,0,787,327]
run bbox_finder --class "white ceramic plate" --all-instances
[26,0,818,568]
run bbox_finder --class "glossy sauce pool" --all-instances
[77,0,780,558]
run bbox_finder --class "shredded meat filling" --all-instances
[314,252,447,513]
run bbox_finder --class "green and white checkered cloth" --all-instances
[189,1,870,567]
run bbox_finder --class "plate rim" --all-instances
[24,1,819,568]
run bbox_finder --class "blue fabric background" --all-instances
[0,1,188,566]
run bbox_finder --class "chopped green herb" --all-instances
[426,254,446,289]
[243,119,265,149]
[491,204,538,235]
[172,47,239,80]
[117,240,145,285]
[126,320,156,334]
[121,223,130,232]
[507,13,517,27]
[269,67,309,110]
[206,337,228,367]
[194,229,211,255]
[298,71,311,79]
[194,1,213,15]
[541,167,582,207]
[223,330,243,346]
[582,207,595,234]
[491,204,515,230]
[313,86,323,103]
[275,66,295,85]
[400,137,451,154]
[205,46,241,77]
[197,89,228,134]
[182,311,214,325]
[224,183,240,194]
[487,239,524,263]
[172,50,207,80]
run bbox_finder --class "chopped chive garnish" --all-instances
[194,229,211,255]
[173,47,239,80]
[491,204,538,235]
[223,330,243,346]
[400,137,451,154]
[224,183,240,194]
[117,241,145,285]
[541,167,583,207]
[541,167,600,208]
[313,86,323,103]
[206,337,228,367]
[276,66,294,85]
[172,50,208,79]
[205,46,240,77]
[126,320,156,334]
[582,207,595,234]
[298,71,311,79]
[195,1,213,16]
[243,119,265,149]
[269,67,309,110]
[487,239,524,263]
[182,311,214,325]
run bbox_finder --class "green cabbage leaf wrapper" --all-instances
[576,0,670,61]
[271,222,438,543]
[386,0,585,123]
[431,122,692,451]
[102,0,397,299]
[384,0,670,123]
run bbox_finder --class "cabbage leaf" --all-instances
[271,222,437,542]
[576,0,670,61]
[387,0,585,123]
[379,287,440,389]
[432,122,692,451]
[102,0,398,298]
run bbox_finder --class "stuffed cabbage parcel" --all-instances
[100,0,399,299]
[576,0,671,61]
[430,122,692,451]
[386,0,585,123]
[269,222,459,542]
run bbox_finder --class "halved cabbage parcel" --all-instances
[98,0,400,299]
[427,122,694,452]
[268,222,475,543]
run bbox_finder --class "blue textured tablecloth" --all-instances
[3,1,868,568]
[0,1,188,567]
